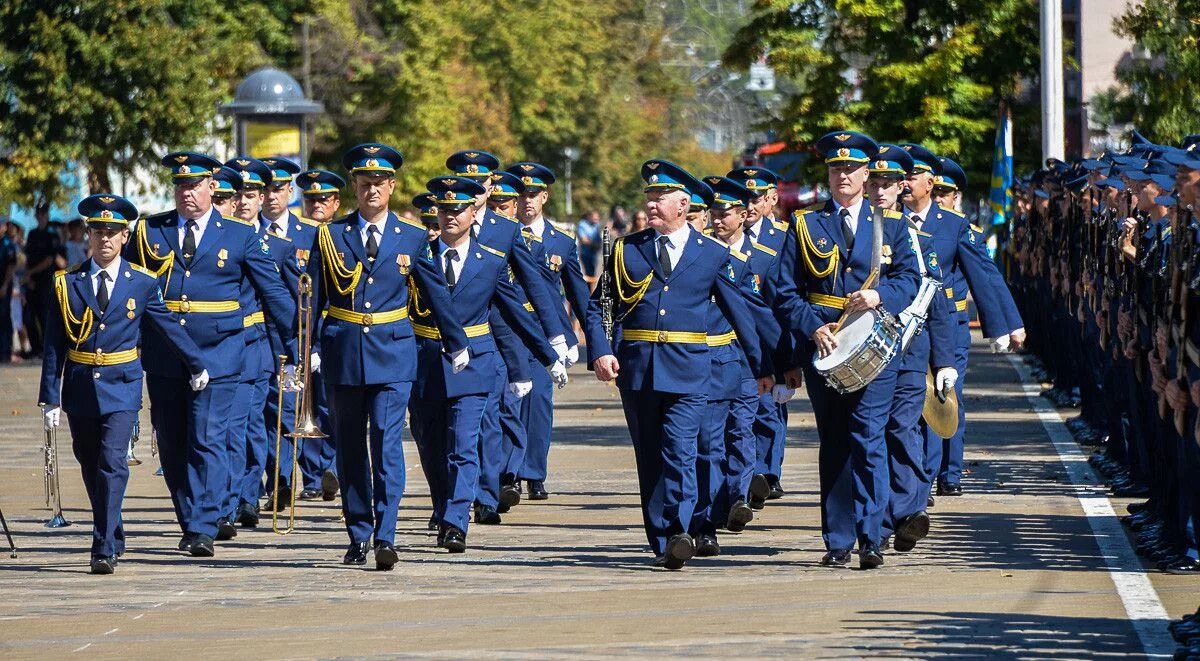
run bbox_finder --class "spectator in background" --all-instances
[630,209,648,234]
[0,217,14,363]
[22,202,65,358]
[63,218,88,267]
[576,208,602,277]
[7,222,30,361]
[610,205,629,234]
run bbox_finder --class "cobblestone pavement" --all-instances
[0,336,1191,658]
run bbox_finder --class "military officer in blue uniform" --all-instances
[777,131,920,569]
[584,160,773,570]
[308,143,469,570]
[447,151,570,514]
[124,152,297,557]
[726,166,794,507]
[864,145,957,552]
[296,168,345,501]
[409,176,558,552]
[506,162,587,505]
[210,166,242,217]
[41,194,208,573]
[691,175,780,554]
[899,145,1022,499]
[414,192,441,241]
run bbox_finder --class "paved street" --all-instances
[0,335,1192,658]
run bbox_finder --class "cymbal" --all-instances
[923,369,960,439]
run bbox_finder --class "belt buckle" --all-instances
[656,330,668,342]
[180,300,191,313]
[94,348,104,363]
[362,312,373,326]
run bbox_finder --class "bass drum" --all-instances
[813,308,902,394]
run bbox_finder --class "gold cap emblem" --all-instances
[98,196,115,204]
[745,169,757,176]
[363,146,381,155]
[838,148,850,158]
[241,170,252,180]
[522,176,534,185]
[649,174,659,184]
[875,160,888,169]
[99,210,113,219]
[236,159,250,166]
[441,179,456,186]
[178,165,191,174]
[521,164,535,172]
[365,158,379,168]
[646,162,659,170]
[465,152,479,159]
[465,163,479,174]
[310,182,322,191]
[835,134,851,142]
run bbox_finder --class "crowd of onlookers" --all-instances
[569,205,649,279]
[0,203,88,364]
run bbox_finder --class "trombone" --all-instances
[43,427,71,529]
[271,272,327,534]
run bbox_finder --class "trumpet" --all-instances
[271,272,327,535]
[43,427,71,529]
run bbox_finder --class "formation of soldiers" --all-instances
[1002,131,1200,657]
[38,132,1027,576]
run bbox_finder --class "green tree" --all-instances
[723,0,1042,190]
[1092,0,1200,142]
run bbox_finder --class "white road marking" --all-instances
[72,643,91,653]
[1006,354,1175,658]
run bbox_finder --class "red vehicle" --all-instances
[736,141,823,218]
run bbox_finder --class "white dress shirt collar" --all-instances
[89,258,122,295]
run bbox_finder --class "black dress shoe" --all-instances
[235,502,260,528]
[189,534,215,557]
[859,545,884,569]
[663,533,695,569]
[894,511,930,552]
[436,525,448,548]
[880,537,891,551]
[428,515,440,531]
[527,480,549,500]
[927,494,936,508]
[1163,556,1200,575]
[695,534,720,557]
[474,504,502,525]
[264,486,292,513]
[90,556,117,575]
[749,473,770,509]
[443,527,467,553]
[320,470,339,501]
[298,488,323,501]
[499,484,521,509]
[821,549,852,566]
[939,482,963,496]
[178,533,195,551]
[726,499,754,532]
[767,477,785,500]
[374,542,399,571]
[343,541,369,565]
[215,518,237,541]
[1114,482,1151,497]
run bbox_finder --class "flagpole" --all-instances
[1040,0,1065,161]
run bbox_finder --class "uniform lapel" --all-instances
[191,208,224,264]
[634,231,664,281]
[160,212,183,260]
[848,202,873,267]
[452,241,485,294]
[670,228,703,280]
[814,201,849,260]
[342,212,367,267]
[371,212,401,271]
[71,259,100,317]
[102,259,131,320]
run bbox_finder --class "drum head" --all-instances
[813,310,877,371]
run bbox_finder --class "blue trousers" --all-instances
[330,382,412,545]
[474,359,505,508]
[234,373,270,509]
[752,395,786,479]
[411,394,488,534]
[694,378,758,537]
[264,370,299,493]
[883,368,928,540]
[804,362,896,551]
[620,389,704,556]
[519,357,554,482]
[67,410,137,557]
[926,319,970,486]
[147,374,238,539]
[500,384,529,484]
[299,370,337,490]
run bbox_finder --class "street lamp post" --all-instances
[562,146,579,220]
[219,67,324,169]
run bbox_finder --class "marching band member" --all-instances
[40,194,209,573]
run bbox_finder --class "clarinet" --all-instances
[600,224,614,342]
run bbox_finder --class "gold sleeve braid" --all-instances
[317,224,362,303]
[613,238,652,320]
[54,273,93,349]
[794,213,839,278]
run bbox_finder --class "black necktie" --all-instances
[840,208,854,252]
[444,249,458,287]
[911,214,922,231]
[522,227,534,248]
[270,221,284,236]
[657,235,673,277]
[183,220,197,261]
[470,223,478,241]
[96,271,110,312]
[746,226,757,244]
[366,225,379,261]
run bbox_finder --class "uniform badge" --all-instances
[217,247,229,268]
[549,254,562,271]
[927,251,939,271]
[398,254,411,274]
[752,274,761,294]
[153,243,160,251]
[296,249,310,267]
[337,251,345,262]
[817,238,827,248]
[126,298,137,320]
[725,263,737,283]
[880,244,893,265]
[363,146,381,155]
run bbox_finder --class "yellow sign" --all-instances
[245,122,300,159]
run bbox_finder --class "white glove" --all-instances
[450,348,470,374]
[989,335,1011,353]
[507,381,533,398]
[189,369,210,392]
[771,384,796,404]
[565,344,579,368]
[549,360,569,389]
[42,405,60,430]
[309,352,321,374]
[935,367,959,398]
[282,364,303,392]
[549,335,569,363]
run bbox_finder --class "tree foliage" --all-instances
[723,0,1042,189]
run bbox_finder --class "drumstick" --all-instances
[834,269,880,333]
